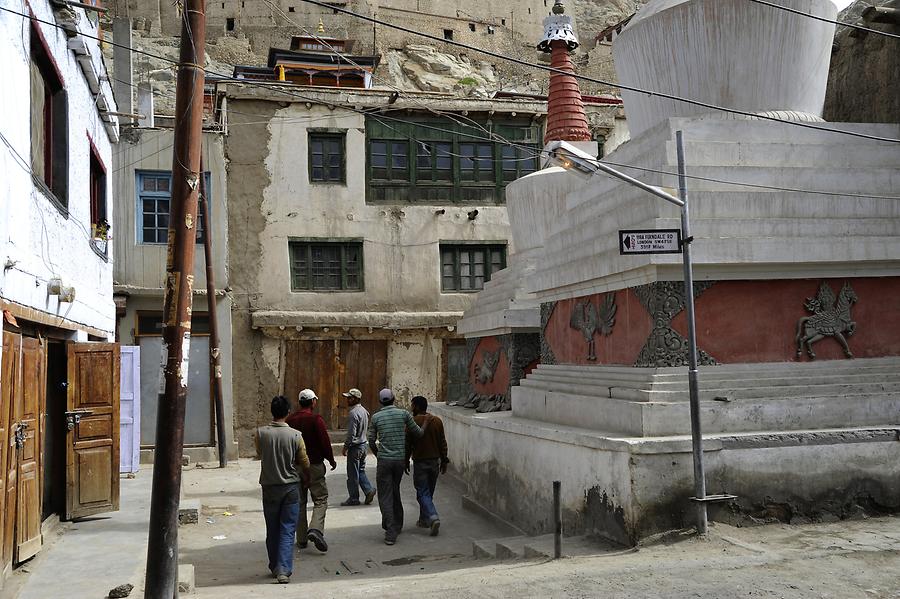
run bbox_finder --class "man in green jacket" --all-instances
[368,388,425,545]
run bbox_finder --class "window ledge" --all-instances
[89,238,110,262]
[32,176,69,218]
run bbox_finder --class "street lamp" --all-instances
[545,131,715,534]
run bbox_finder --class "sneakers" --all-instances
[340,499,361,506]
[416,520,429,528]
[364,489,376,505]
[307,529,328,553]
[384,534,396,546]
[430,519,441,537]
[297,540,307,549]
[276,574,290,584]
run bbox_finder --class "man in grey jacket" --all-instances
[340,388,376,506]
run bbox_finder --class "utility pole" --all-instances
[144,1,207,596]
[198,157,228,468]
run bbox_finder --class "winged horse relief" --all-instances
[796,282,858,360]
[569,294,617,361]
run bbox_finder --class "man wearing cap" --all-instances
[368,388,426,545]
[286,388,337,553]
[340,388,376,507]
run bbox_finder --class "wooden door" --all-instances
[66,343,120,520]
[284,340,339,428]
[337,340,387,428]
[283,340,388,430]
[0,332,18,573]
[119,346,140,473]
[445,341,469,403]
[15,337,45,562]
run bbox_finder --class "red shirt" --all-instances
[285,408,335,466]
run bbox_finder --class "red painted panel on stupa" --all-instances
[670,277,900,363]
[543,289,651,365]
[469,336,511,396]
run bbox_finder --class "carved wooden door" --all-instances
[0,331,18,573]
[66,343,120,520]
[337,340,388,430]
[15,336,45,562]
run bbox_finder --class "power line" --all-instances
[8,6,897,201]
[748,0,900,40]
[294,0,900,145]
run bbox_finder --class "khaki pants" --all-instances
[297,462,328,539]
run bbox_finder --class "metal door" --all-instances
[119,346,140,473]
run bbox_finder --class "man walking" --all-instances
[340,388,376,507]
[286,388,337,553]
[407,395,449,537]
[256,395,310,584]
[368,388,425,545]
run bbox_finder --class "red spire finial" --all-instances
[537,2,591,143]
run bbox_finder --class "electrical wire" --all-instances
[294,0,900,144]
[4,3,898,145]
[747,0,900,40]
[9,6,898,201]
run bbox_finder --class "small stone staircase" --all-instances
[472,534,620,560]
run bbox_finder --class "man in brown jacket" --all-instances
[406,395,449,536]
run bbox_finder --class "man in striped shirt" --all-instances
[368,388,425,545]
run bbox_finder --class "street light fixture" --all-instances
[544,132,718,535]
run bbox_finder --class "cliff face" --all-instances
[106,1,642,110]
[824,0,899,123]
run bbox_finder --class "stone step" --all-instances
[522,374,900,402]
[512,385,900,436]
[666,141,900,168]
[472,534,620,561]
[471,536,531,560]
[535,357,900,377]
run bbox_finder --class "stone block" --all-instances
[178,563,195,593]
[178,500,201,525]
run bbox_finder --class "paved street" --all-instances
[6,458,900,598]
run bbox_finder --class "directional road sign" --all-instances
[619,229,682,255]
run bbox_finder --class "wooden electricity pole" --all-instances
[144,0,207,596]
[198,157,228,468]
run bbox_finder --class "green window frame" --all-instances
[440,243,506,292]
[369,139,409,181]
[308,132,346,183]
[289,240,363,291]
[365,116,543,205]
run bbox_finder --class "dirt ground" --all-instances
[178,458,900,598]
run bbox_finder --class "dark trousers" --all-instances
[376,458,405,539]
[262,484,300,577]
[346,444,374,502]
[413,458,440,524]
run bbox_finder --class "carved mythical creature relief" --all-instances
[569,294,617,360]
[474,348,501,384]
[796,282,858,360]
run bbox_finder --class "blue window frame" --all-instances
[136,171,210,244]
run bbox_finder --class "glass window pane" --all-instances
[328,167,341,180]
[157,200,169,214]
[157,177,170,192]
[327,140,341,154]
[157,214,169,230]
[328,154,341,168]
[142,200,155,214]
[310,139,322,155]
[311,153,324,168]
[142,178,157,192]
[143,229,156,243]
[312,167,324,180]
[473,276,484,289]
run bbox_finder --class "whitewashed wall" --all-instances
[0,1,118,337]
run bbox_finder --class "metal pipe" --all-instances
[676,130,708,535]
[198,157,228,468]
[144,1,207,596]
[553,480,562,559]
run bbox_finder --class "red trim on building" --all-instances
[26,1,67,88]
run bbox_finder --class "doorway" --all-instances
[283,339,387,430]
[42,341,66,521]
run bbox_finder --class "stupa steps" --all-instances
[520,374,900,402]
[511,385,900,436]
[665,140,900,168]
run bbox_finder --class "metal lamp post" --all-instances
[545,131,727,534]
